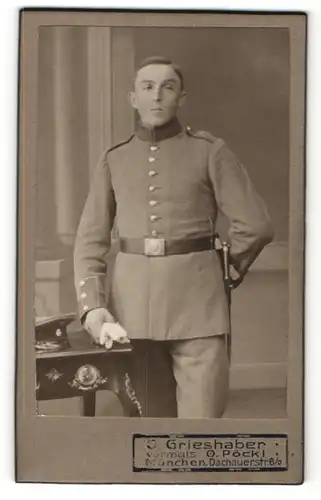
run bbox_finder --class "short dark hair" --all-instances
[135,56,184,90]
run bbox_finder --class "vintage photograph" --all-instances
[17,10,306,484]
[35,23,289,419]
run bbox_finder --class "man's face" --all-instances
[129,64,186,128]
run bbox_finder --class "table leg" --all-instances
[118,373,143,417]
[82,392,96,416]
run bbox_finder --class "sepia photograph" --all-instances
[16,9,306,484]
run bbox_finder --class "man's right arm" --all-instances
[208,139,274,282]
[73,149,116,324]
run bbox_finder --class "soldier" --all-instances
[74,56,274,418]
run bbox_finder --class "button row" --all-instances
[147,148,160,237]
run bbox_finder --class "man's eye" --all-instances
[143,83,154,90]
[164,84,174,90]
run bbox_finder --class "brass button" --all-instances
[80,292,87,299]
[150,145,159,152]
[149,170,156,177]
[149,186,156,192]
[83,305,89,311]
[151,230,158,237]
[149,157,156,163]
[150,215,160,222]
[149,200,157,206]
[80,280,85,286]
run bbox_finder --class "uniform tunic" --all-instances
[74,118,273,341]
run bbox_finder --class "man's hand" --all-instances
[83,307,130,349]
[230,265,243,289]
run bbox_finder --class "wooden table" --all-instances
[36,328,142,417]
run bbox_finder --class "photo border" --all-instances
[16,8,306,484]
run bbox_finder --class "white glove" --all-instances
[99,321,130,349]
[84,307,129,348]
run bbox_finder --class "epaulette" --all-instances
[107,134,135,153]
[185,126,217,143]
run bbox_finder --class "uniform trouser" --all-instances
[129,334,229,419]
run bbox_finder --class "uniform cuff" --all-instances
[77,276,107,319]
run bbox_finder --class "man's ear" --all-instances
[128,91,137,109]
[178,91,187,109]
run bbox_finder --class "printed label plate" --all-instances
[133,434,288,472]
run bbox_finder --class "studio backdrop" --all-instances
[34,26,289,415]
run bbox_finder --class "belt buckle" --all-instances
[144,238,165,256]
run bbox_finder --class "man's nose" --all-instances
[153,86,163,101]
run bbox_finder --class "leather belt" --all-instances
[119,235,220,257]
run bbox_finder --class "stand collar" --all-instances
[136,117,182,143]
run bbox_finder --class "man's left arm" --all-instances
[209,139,274,282]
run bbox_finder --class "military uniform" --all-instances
[74,117,273,417]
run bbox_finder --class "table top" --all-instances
[36,326,133,359]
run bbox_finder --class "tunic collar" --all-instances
[136,117,182,143]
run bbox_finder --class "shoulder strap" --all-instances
[107,134,135,153]
[185,126,217,144]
